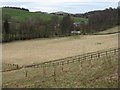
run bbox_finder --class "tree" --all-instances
[88,7,118,33]
[4,19,10,34]
[60,15,74,36]
[44,21,53,38]
[20,17,44,34]
[50,15,60,36]
[80,21,86,34]
[44,16,60,37]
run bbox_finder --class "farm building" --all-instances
[73,22,80,27]
[71,30,81,35]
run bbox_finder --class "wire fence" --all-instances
[2,47,119,72]
[2,34,42,42]
[24,47,119,68]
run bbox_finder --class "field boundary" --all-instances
[1,32,119,43]
[2,47,119,72]
[93,31,120,35]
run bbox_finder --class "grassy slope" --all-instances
[3,54,118,88]
[2,8,88,22]
[96,26,120,34]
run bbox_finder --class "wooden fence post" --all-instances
[25,69,28,77]
[25,70,27,77]
[114,49,116,55]
[42,65,46,79]
[91,55,93,59]
[90,59,92,68]
[98,53,100,57]
[80,60,82,71]
[16,65,19,69]
[53,65,57,82]
[61,62,64,72]
[106,51,108,56]
[67,60,69,64]
[84,56,86,60]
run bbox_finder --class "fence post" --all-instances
[53,65,57,82]
[61,62,64,72]
[67,60,69,64]
[91,55,93,59]
[16,65,19,69]
[42,65,46,80]
[106,51,108,56]
[25,69,28,77]
[98,53,100,57]
[89,59,92,68]
[80,60,82,72]
[114,49,116,55]
[84,56,86,60]
[25,70,27,77]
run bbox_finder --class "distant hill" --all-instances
[51,11,70,15]
[2,7,88,23]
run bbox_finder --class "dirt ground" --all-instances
[2,34,118,66]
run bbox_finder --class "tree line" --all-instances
[2,15,75,42]
[3,6,29,12]
[88,7,118,33]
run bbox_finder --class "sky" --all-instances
[1,0,120,14]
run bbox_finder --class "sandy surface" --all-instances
[2,34,118,65]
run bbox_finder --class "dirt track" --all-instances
[2,34,118,65]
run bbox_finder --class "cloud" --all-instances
[1,0,119,2]
[1,0,119,13]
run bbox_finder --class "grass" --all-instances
[2,54,118,88]
[2,8,88,23]
[96,26,120,34]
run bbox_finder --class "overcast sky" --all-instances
[1,0,119,14]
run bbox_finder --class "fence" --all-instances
[24,47,119,85]
[2,34,42,42]
[24,47,119,68]
[2,47,119,88]
[2,63,22,72]
[2,47,120,72]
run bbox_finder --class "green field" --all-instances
[3,54,118,88]
[2,8,88,23]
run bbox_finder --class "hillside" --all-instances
[95,26,120,34]
[2,8,88,22]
